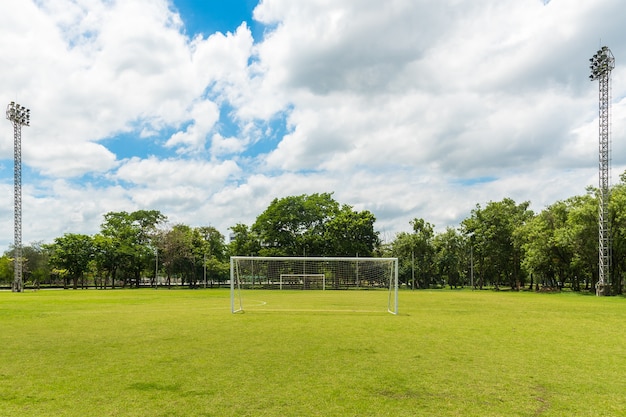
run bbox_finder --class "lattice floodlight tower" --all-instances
[6,102,30,293]
[230,256,399,314]
[589,46,615,296]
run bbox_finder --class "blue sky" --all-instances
[174,0,262,38]
[89,1,273,164]
[1,0,626,251]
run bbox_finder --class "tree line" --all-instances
[2,180,626,294]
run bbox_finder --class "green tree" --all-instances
[194,226,226,261]
[609,173,626,294]
[92,233,118,288]
[47,233,94,289]
[390,218,435,288]
[99,210,166,287]
[228,223,260,256]
[516,200,570,290]
[433,227,465,288]
[462,198,532,289]
[192,226,228,286]
[518,191,600,292]
[21,242,51,288]
[566,192,599,291]
[324,206,379,257]
[251,193,379,256]
[253,193,340,256]
[157,224,195,287]
[0,255,12,285]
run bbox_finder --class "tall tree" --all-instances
[0,255,12,285]
[252,193,379,257]
[433,227,465,288]
[253,193,340,256]
[516,200,570,290]
[324,206,379,257]
[21,241,51,288]
[518,192,599,292]
[92,233,118,289]
[390,218,435,288]
[157,224,195,287]
[194,226,226,261]
[228,223,260,257]
[192,226,228,286]
[47,233,94,289]
[566,192,599,291]
[609,174,626,294]
[462,198,533,289]
[99,210,166,287]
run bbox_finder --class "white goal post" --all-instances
[230,256,398,314]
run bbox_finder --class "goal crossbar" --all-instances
[230,256,398,314]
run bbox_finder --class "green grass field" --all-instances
[1,288,625,416]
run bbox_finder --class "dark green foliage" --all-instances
[47,233,94,289]
[228,223,260,257]
[98,210,167,287]
[433,227,465,289]
[0,255,13,284]
[516,195,597,291]
[249,193,379,257]
[389,218,435,288]
[462,198,533,290]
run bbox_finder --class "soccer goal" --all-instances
[230,256,398,314]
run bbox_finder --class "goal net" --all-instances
[230,256,398,314]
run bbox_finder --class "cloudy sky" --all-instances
[1,0,625,251]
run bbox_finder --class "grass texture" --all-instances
[0,288,625,416]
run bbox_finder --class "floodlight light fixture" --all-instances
[6,101,30,292]
[589,46,614,81]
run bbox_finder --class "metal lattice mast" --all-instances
[589,46,615,296]
[6,102,30,293]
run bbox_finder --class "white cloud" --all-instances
[1,0,626,251]
[16,179,132,243]
[114,156,241,189]
[28,141,118,178]
[165,100,220,153]
[247,0,626,236]
[210,133,248,157]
